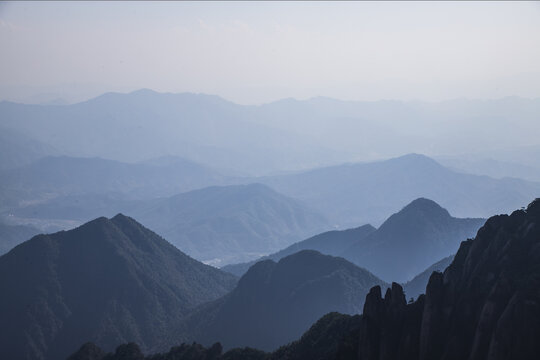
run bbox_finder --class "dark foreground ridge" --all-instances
[68,198,540,360]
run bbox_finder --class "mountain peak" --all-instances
[191,250,386,351]
[390,153,444,167]
[399,197,450,217]
[342,198,485,282]
[0,215,237,359]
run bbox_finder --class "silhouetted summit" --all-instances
[187,250,386,351]
[342,198,484,282]
[0,214,237,360]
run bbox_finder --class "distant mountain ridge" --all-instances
[222,224,376,276]
[125,183,330,265]
[0,155,227,204]
[0,214,237,360]
[259,153,538,226]
[341,198,484,282]
[0,90,342,175]
[4,182,330,265]
[223,198,484,283]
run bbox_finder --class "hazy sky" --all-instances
[1,1,540,104]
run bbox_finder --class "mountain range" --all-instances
[0,214,237,360]
[66,198,540,360]
[223,198,484,283]
[125,183,330,265]
[222,224,376,276]
[4,182,329,266]
[341,198,484,282]
[259,153,540,227]
[3,152,538,253]
[0,155,227,208]
[3,91,540,176]
[0,90,342,175]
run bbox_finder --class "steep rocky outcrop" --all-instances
[357,198,540,360]
[402,255,454,301]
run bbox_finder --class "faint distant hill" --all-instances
[0,214,237,360]
[3,91,540,175]
[260,153,540,227]
[437,156,540,182]
[222,224,375,276]
[341,198,484,282]
[0,222,40,255]
[127,184,330,266]
[0,90,341,175]
[187,250,386,351]
[0,127,58,170]
[0,155,227,205]
[5,180,329,265]
[402,254,454,300]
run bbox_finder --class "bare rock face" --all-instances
[357,198,540,360]
[358,283,424,360]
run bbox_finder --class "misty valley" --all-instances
[2,2,540,360]
[1,90,540,360]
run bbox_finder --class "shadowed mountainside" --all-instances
[185,250,386,351]
[341,198,484,282]
[66,198,540,360]
[0,214,237,360]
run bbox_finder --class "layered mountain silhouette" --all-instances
[260,153,540,227]
[223,198,484,283]
[354,198,540,360]
[340,198,484,282]
[4,92,540,175]
[186,250,386,351]
[0,155,226,206]
[0,214,237,360]
[0,91,340,175]
[5,182,328,265]
[222,224,376,276]
[126,183,329,265]
[66,198,540,360]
